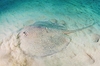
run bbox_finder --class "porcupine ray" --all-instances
[19,21,94,57]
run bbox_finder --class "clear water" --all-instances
[0,0,100,40]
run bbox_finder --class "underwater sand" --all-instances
[0,0,100,66]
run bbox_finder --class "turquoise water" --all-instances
[0,0,100,39]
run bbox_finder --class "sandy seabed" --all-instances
[1,0,100,66]
[0,20,100,66]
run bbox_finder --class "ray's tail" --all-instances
[64,22,95,34]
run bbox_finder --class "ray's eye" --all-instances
[23,31,27,36]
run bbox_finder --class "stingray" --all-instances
[18,21,94,57]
